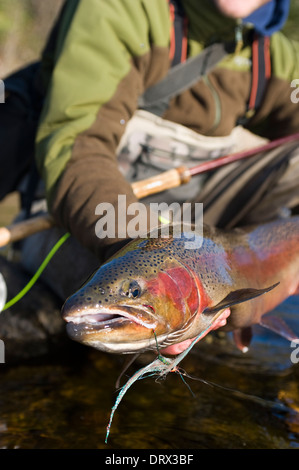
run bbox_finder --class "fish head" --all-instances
[62,236,202,353]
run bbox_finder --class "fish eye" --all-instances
[121,280,141,299]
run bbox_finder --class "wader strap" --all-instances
[138,0,230,116]
[138,42,230,116]
[238,34,271,125]
[168,0,188,66]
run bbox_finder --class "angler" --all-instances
[62,217,299,355]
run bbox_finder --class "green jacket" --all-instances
[35,0,299,256]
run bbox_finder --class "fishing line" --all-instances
[115,353,140,389]
[0,232,70,312]
[105,357,168,444]
[178,370,288,411]
[105,312,230,442]
[152,328,195,395]
[175,368,196,397]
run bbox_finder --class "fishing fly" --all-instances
[105,323,215,443]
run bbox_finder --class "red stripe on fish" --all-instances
[163,265,199,314]
[146,270,187,328]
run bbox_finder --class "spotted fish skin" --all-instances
[62,218,299,354]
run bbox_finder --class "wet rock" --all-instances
[0,255,69,362]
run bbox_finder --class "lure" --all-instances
[105,321,215,443]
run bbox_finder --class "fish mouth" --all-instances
[62,303,161,349]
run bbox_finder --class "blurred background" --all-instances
[0,0,64,77]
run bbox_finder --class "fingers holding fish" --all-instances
[160,308,231,355]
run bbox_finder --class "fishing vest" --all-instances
[117,0,271,208]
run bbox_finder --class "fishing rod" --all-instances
[131,131,299,197]
[0,131,299,248]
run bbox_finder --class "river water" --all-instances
[0,295,298,449]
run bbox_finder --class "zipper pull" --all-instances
[235,20,244,54]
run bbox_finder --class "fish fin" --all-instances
[259,314,298,342]
[203,283,279,315]
[233,327,253,353]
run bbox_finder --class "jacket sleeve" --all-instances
[35,0,170,258]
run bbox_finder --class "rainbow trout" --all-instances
[62,217,299,354]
